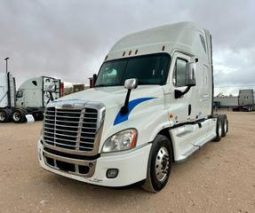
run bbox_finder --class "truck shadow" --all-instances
[41,141,218,203]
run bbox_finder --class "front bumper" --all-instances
[38,142,151,187]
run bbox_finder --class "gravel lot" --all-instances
[0,111,254,213]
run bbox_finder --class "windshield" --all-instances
[95,53,170,87]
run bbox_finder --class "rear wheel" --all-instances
[142,135,172,193]
[37,112,44,121]
[214,116,223,142]
[12,109,26,123]
[222,115,228,137]
[0,109,10,123]
[32,112,44,121]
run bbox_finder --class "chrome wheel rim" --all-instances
[0,111,6,121]
[13,112,21,122]
[155,147,169,182]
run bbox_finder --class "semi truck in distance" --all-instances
[233,89,255,111]
[38,22,228,192]
[0,72,63,123]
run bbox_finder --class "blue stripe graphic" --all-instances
[113,97,155,125]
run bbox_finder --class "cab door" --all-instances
[167,52,198,123]
[163,52,197,158]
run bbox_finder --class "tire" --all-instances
[0,109,10,123]
[214,116,223,142]
[37,112,44,121]
[12,109,26,123]
[33,112,44,121]
[221,115,228,137]
[142,135,172,193]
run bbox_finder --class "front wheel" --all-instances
[142,135,172,193]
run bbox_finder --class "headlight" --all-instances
[102,129,137,153]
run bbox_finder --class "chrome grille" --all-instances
[43,107,98,152]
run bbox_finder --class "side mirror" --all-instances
[174,62,196,99]
[186,62,196,87]
[89,74,97,88]
[46,83,56,92]
[93,74,97,83]
[16,90,23,98]
[124,78,138,90]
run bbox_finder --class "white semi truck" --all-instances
[38,22,228,192]
[0,72,62,123]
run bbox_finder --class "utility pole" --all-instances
[4,57,9,74]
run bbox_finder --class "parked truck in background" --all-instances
[38,22,228,192]
[0,72,63,123]
[0,72,16,121]
[233,89,255,111]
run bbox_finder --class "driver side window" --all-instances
[173,58,188,87]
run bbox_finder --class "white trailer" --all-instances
[0,73,62,123]
[237,89,254,111]
[38,22,228,192]
[214,96,239,108]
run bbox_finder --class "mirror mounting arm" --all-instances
[49,91,54,101]
[120,89,131,114]
[174,86,192,99]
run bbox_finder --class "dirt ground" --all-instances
[0,111,254,213]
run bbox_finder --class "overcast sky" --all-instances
[0,0,254,95]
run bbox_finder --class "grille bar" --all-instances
[43,107,98,152]
[45,119,81,124]
[45,123,80,129]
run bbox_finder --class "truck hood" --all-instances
[47,85,166,150]
[58,85,163,109]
